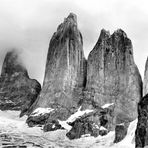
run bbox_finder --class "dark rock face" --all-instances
[26,112,50,127]
[135,94,148,148]
[66,112,100,140]
[27,13,86,125]
[43,107,72,129]
[0,50,41,116]
[114,123,129,143]
[99,128,108,136]
[99,105,115,130]
[135,58,148,148]
[86,29,142,125]
[43,120,63,132]
[66,108,113,140]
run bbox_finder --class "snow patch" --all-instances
[52,124,55,129]
[67,106,93,123]
[58,120,72,131]
[0,110,137,147]
[100,126,107,131]
[117,123,125,126]
[102,103,114,109]
[81,134,91,138]
[58,106,93,131]
[31,107,54,116]
[93,123,100,129]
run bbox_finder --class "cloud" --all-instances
[0,0,147,84]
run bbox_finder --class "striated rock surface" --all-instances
[143,57,148,96]
[135,58,148,148]
[27,13,86,125]
[85,29,142,126]
[114,123,129,143]
[135,94,148,148]
[0,50,41,116]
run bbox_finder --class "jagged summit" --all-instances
[57,13,78,33]
[65,12,77,24]
[113,29,127,38]
[112,29,132,49]
[0,49,41,116]
[1,50,28,78]
[51,13,82,47]
[93,28,133,55]
[98,28,128,41]
[98,29,110,41]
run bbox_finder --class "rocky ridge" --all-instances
[0,50,41,117]
[26,13,142,141]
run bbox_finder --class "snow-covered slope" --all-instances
[101,103,114,109]
[31,107,54,116]
[0,110,136,148]
[58,106,93,131]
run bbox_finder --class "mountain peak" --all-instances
[66,12,77,23]
[57,13,77,31]
[1,49,28,77]
[99,29,110,40]
[113,29,128,38]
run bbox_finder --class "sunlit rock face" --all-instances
[143,57,148,96]
[85,29,142,125]
[0,50,41,116]
[28,13,86,123]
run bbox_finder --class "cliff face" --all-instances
[29,13,86,119]
[85,29,142,124]
[26,13,142,140]
[0,50,41,116]
[135,58,148,148]
[135,94,148,148]
[143,57,148,96]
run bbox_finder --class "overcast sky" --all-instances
[0,0,148,84]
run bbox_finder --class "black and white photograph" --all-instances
[0,0,147,147]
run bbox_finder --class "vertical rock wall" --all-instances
[86,29,142,124]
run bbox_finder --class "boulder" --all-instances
[66,112,100,139]
[114,123,129,143]
[66,107,113,139]
[99,126,108,136]
[43,120,63,132]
